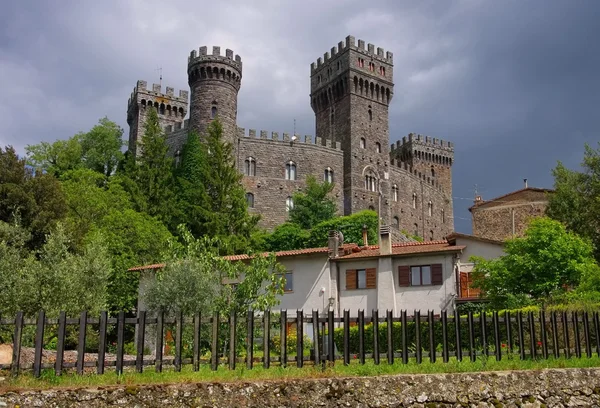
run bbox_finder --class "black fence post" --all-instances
[136,310,146,373]
[263,310,271,369]
[193,312,201,372]
[246,310,254,370]
[468,311,475,362]
[402,310,409,364]
[480,312,488,357]
[506,311,513,354]
[540,310,548,360]
[97,311,107,375]
[343,310,350,365]
[155,310,164,373]
[11,311,24,377]
[428,310,435,363]
[296,310,304,368]
[211,312,219,371]
[229,312,237,370]
[312,310,320,366]
[76,311,87,375]
[358,310,365,364]
[551,311,559,358]
[116,311,125,375]
[583,311,591,358]
[372,309,380,365]
[562,311,570,359]
[33,309,45,378]
[454,311,462,362]
[175,310,183,372]
[280,310,287,367]
[56,311,67,376]
[517,311,525,360]
[386,310,394,365]
[328,309,335,363]
[441,310,448,363]
[573,311,581,358]
[415,310,422,364]
[493,311,501,361]
[594,312,600,357]
[528,311,536,360]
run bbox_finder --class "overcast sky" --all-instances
[1,0,599,233]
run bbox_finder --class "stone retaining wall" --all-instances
[1,368,600,407]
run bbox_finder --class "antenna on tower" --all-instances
[293,118,296,136]
[156,66,163,87]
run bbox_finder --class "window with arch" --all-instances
[412,193,417,209]
[368,205,375,211]
[429,230,434,241]
[379,66,386,76]
[393,216,399,228]
[375,142,381,153]
[369,62,375,72]
[364,170,378,192]
[428,201,433,217]
[392,184,398,201]
[244,157,256,176]
[368,109,372,121]
[246,193,254,208]
[285,161,297,180]
[286,196,294,212]
[360,137,366,149]
[211,106,217,119]
[431,167,435,177]
[414,223,419,237]
[324,167,334,183]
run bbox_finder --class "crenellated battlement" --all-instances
[128,80,188,108]
[311,35,393,73]
[391,132,455,151]
[188,46,242,70]
[389,158,446,192]
[236,127,342,151]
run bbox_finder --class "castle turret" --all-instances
[126,80,188,156]
[187,46,242,147]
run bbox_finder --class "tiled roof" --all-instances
[446,232,504,245]
[335,240,464,260]
[128,263,166,271]
[469,187,553,211]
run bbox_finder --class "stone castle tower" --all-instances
[127,36,455,240]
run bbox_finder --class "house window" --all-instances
[281,271,293,292]
[375,142,381,153]
[211,106,217,119]
[393,216,399,228]
[392,184,398,201]
[285,161,297,180]
[360,137,366,149]
[398,264,443,287]
[244,157,256,176]
[286,196,294,212]
[412,193,417,209]
[246,193,254,208]
[428,201,433,217]
[324,167,334,183]
[345,268,376,290]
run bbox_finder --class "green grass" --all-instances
[2,356,600,391]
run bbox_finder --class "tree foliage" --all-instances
[471,217,600,310]
[306,210,379,248]
[547,142,600,261]
[289,175,336,229]
[80,117,124,177]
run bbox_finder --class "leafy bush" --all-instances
[270,332,312,355]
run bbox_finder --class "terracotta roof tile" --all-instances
[336,240,464,260]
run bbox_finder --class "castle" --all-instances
[126,35,455,240]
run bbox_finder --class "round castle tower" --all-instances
[187,46,242,146]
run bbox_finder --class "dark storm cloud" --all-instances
[1,0,599,233]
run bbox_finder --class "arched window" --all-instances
[414,223,419,237]
[286,196,294,212]
[392,184,398,201]
[246,193,254,208]
[429,230,434,241]
[368,109,372,121]
[211,106,217,119]
[360,137,366,149]
[285,161,297,180]
[393,216,399,228]
[159,103,165,115]
[412,193,417,209]
[244,157,256,176]
[324,167,334,183]
[364,170,378,192]
[428,201,433,217]
[375,142,381,153]
[431,167,435,177]
[368,205,375,211]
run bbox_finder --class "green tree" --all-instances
[263,222,310,251]
[289,175,336,229]
[25,137,83,176]
[547,142,600,261]
[80,117,124,177]
[471,217,600,310]
[185,119,259,254]
[306,210,379,248]
[133,107,176,225]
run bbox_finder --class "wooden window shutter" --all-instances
[431,264,443,285]
[398,266,410,287]
[346,269,357,290]
[366,268,377,289]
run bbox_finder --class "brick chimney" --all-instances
[362,224,368,247]
[379,225,392,256]
[328,230,339,258]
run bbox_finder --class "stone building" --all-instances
[126,35,455,239]
[469,183,552,241]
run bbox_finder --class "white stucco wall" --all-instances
[455,237,504,272]
[337,259,379,317]
[393,254,457,313]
